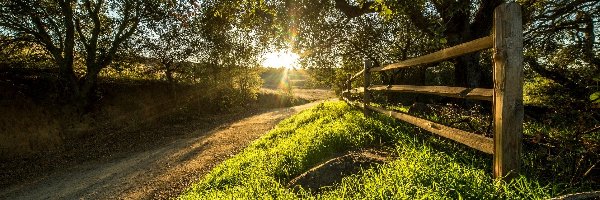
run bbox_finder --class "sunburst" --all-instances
[262,50,300,69]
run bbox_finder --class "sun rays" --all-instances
[262,50,300,69]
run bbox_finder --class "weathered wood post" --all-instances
[363,59,372,116]
[493,2,523,180]
[346,74,352,100]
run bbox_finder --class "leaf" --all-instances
[590,92,600,103]
[439,38,447,44]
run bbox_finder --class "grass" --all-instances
[179,101,591,199]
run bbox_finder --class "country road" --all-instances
[0,89,334,199]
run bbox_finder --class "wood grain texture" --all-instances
[493,2,524,180]
[345,87,364,94]
[367,105,494,154]
[369,85,493,101]
[370,36,493,72]
[349,69,365,81]
[345,74,352,99]
[363,60,373,116]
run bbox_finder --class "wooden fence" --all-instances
[341,3,523,180]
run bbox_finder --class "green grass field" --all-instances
[179,101,589,199]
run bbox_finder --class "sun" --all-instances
[262,50,300,69]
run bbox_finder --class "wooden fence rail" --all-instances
[341,2,523,180]
[370,36,494,72]
[369,85,493,101]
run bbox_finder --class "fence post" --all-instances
[346,74,352,99]
[493,2,523,180]
[363,59,372,116]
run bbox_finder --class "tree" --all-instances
[252,0,502,90]
[265,0,439,92]
[333,0,504,88]
[520,0,599,101]
[0,0,160,108]
[300,0,598,102]
[0,0,78,94]
[136,1,200,84]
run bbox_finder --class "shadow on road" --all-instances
[0,92,332,199]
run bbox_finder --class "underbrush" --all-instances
[376,100,599,189]
[180,101,596,199]
[0,73,306,159]
[257,88,310,108]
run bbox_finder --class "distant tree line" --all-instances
[1,0,599,113]
[0,0,272,110]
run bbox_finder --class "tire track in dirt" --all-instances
[0,100,329,199]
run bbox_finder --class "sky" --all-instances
[261,50,300,69]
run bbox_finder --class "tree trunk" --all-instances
[73,64,101,112]
[454,53,492,88]
[441,0,500,89]
[163,63,179,98]
[165,64,175,84]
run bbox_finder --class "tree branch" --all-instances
[333,0,376,18]
[29,13,63,61]
[525,55,588,98]
[470,0,502,38]
[400,3,437,37]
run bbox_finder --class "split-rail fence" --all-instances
[341,2,523,180]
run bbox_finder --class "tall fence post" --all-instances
[346,74,352,99]
[363,59,372,116]
[493,2,523,180]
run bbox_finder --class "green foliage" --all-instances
[98,60,264,108]
[179,101,575,199]
[524,77,559,106]
[320,149,552,200]
[520,0,599,104]
[181,101,377,199]
[0,42,53,69]
[590,92,600,104]
[0,0,272,107]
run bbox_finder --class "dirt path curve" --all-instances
[0,100,328,200]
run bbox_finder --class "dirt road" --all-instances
[0,90,333,199]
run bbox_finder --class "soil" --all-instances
[0,89,335,200]
[287,149,392,194]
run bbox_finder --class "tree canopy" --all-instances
[1,0,598,109]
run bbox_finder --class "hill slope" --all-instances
[180,101,574,199]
